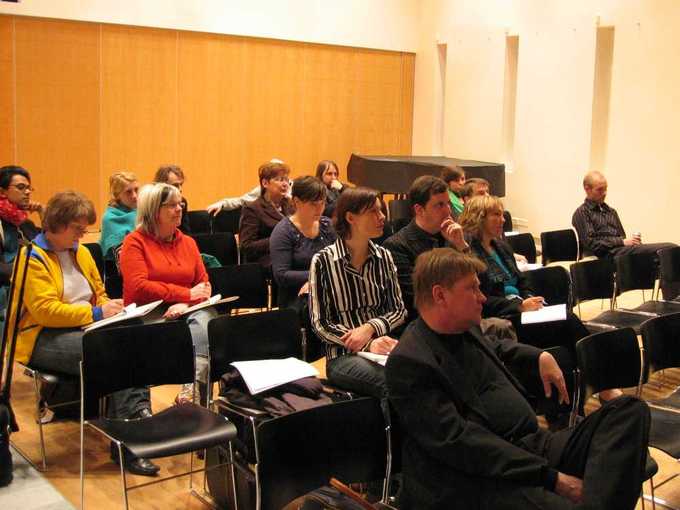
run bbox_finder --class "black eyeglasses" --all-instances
[10,183,35,193]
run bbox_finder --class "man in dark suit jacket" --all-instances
[386,248,650,510]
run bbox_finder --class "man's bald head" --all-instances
[583,171,608,203]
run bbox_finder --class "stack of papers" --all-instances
[357,351,388,366]
[521,303,567,325]
[230,357,319,395]
[83,299,163,331]
[176,294,239,317]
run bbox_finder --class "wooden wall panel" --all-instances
[101,25,177,187]
[4,15,413,216]
[14,18,100,211]
[0,16,14,166]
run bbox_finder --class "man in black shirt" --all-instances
[572,170,678,298]
[386,248,650,510]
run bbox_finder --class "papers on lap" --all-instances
[230,357,320,395]
[175,294,239,317]
[83,299,163,331]
[357,351,388,366]
[521,303,567,325]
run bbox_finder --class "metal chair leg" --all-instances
[116,441,129,510]
[31,373,47,471]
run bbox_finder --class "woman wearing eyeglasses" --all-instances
[239,161,294,267]
[119,183,213,406]
[9,191,159,476]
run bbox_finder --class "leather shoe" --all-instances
[110,443,160,477]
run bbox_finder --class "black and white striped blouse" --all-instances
[309,238,406,360]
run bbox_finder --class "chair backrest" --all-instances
[83,242,105,278]
[502,210,513,232]
[505,233,537,264]
[540,229,579,266]
[388,199,411,222]
[212,207,242,235]
[256,397,388,510]
[207,264,268,309]
[615,251,657,295]
[187,210,212,234]
[641,312,680,376]
[575,327,643,404]
[658,246,680,285]
[81,321,193,402]
[192,232,238,266]
[525,265,571,307]
[569,257,615,304]
[207,309,303,382]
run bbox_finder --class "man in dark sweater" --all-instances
[386,248,650,510]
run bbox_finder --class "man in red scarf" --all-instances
[0,165,41,291]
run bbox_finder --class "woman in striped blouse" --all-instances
[309,187,406,398]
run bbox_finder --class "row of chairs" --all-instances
[187,208,242,236]
[505,228,579,266]
[572,312,680,508]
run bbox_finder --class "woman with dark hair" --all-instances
[269,176,336,310]
[10,191,158,476]
[309,187,406,398]
[315,160,344,217]
[240,161,294,267]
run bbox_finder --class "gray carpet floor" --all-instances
[0,446,75,510]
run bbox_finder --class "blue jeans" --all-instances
[326,354,387,399]
[29,327,150,418]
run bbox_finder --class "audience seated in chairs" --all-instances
[309,187,406,398]
[0,165,42,318]
[440,165,466,219]
[315,159,345,218]
[9,191,159,476]
[240,161,294,267]
[572,170,679,299]
[119,183,214,406]
[386,248,651,510]
[270,176,336,312]
[99,171,138,261]
[154,164,192,235]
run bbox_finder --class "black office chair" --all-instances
[615,251,680,316]
[540,229,579,266]
[103,259,123,299]
[573,328,657,508]
[502,210,513,232]
[212,207,242,235]
[80,321,237,509]
[658,247,680,302]
[388,199,411,224]
[642,313,680,410]
[187,210,212,234]
[525,265,572,308]
[208,264,268,311]
[257,398,392,509]
[570,258,648,334]
[192,232,239,266]
[83,242,105,279]
[505,233,537,264]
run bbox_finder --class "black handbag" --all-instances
[0,242,33,487]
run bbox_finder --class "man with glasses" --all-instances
[0,165,41,317]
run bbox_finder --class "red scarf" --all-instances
[0,196,28,227]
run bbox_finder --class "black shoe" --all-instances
[110,443,160,477]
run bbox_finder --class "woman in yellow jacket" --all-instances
[10,191,159,477]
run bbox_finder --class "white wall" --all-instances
[413,0,680,244]
[0,0,420,52]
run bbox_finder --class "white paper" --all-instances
[357,351,388,366]
[517,261,542,272]
[176,294,239,317]
[230,357,319,395]
[521,303,567,325]
[83,299,163,331]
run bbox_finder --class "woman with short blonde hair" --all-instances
[120,183,214,405]
[99,171,139,259]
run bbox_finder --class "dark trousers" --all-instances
[326,354,387,399]
[612,242,680,299]
[511,311,589,353]
[29,327,151,419]
[483,396,650,510]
